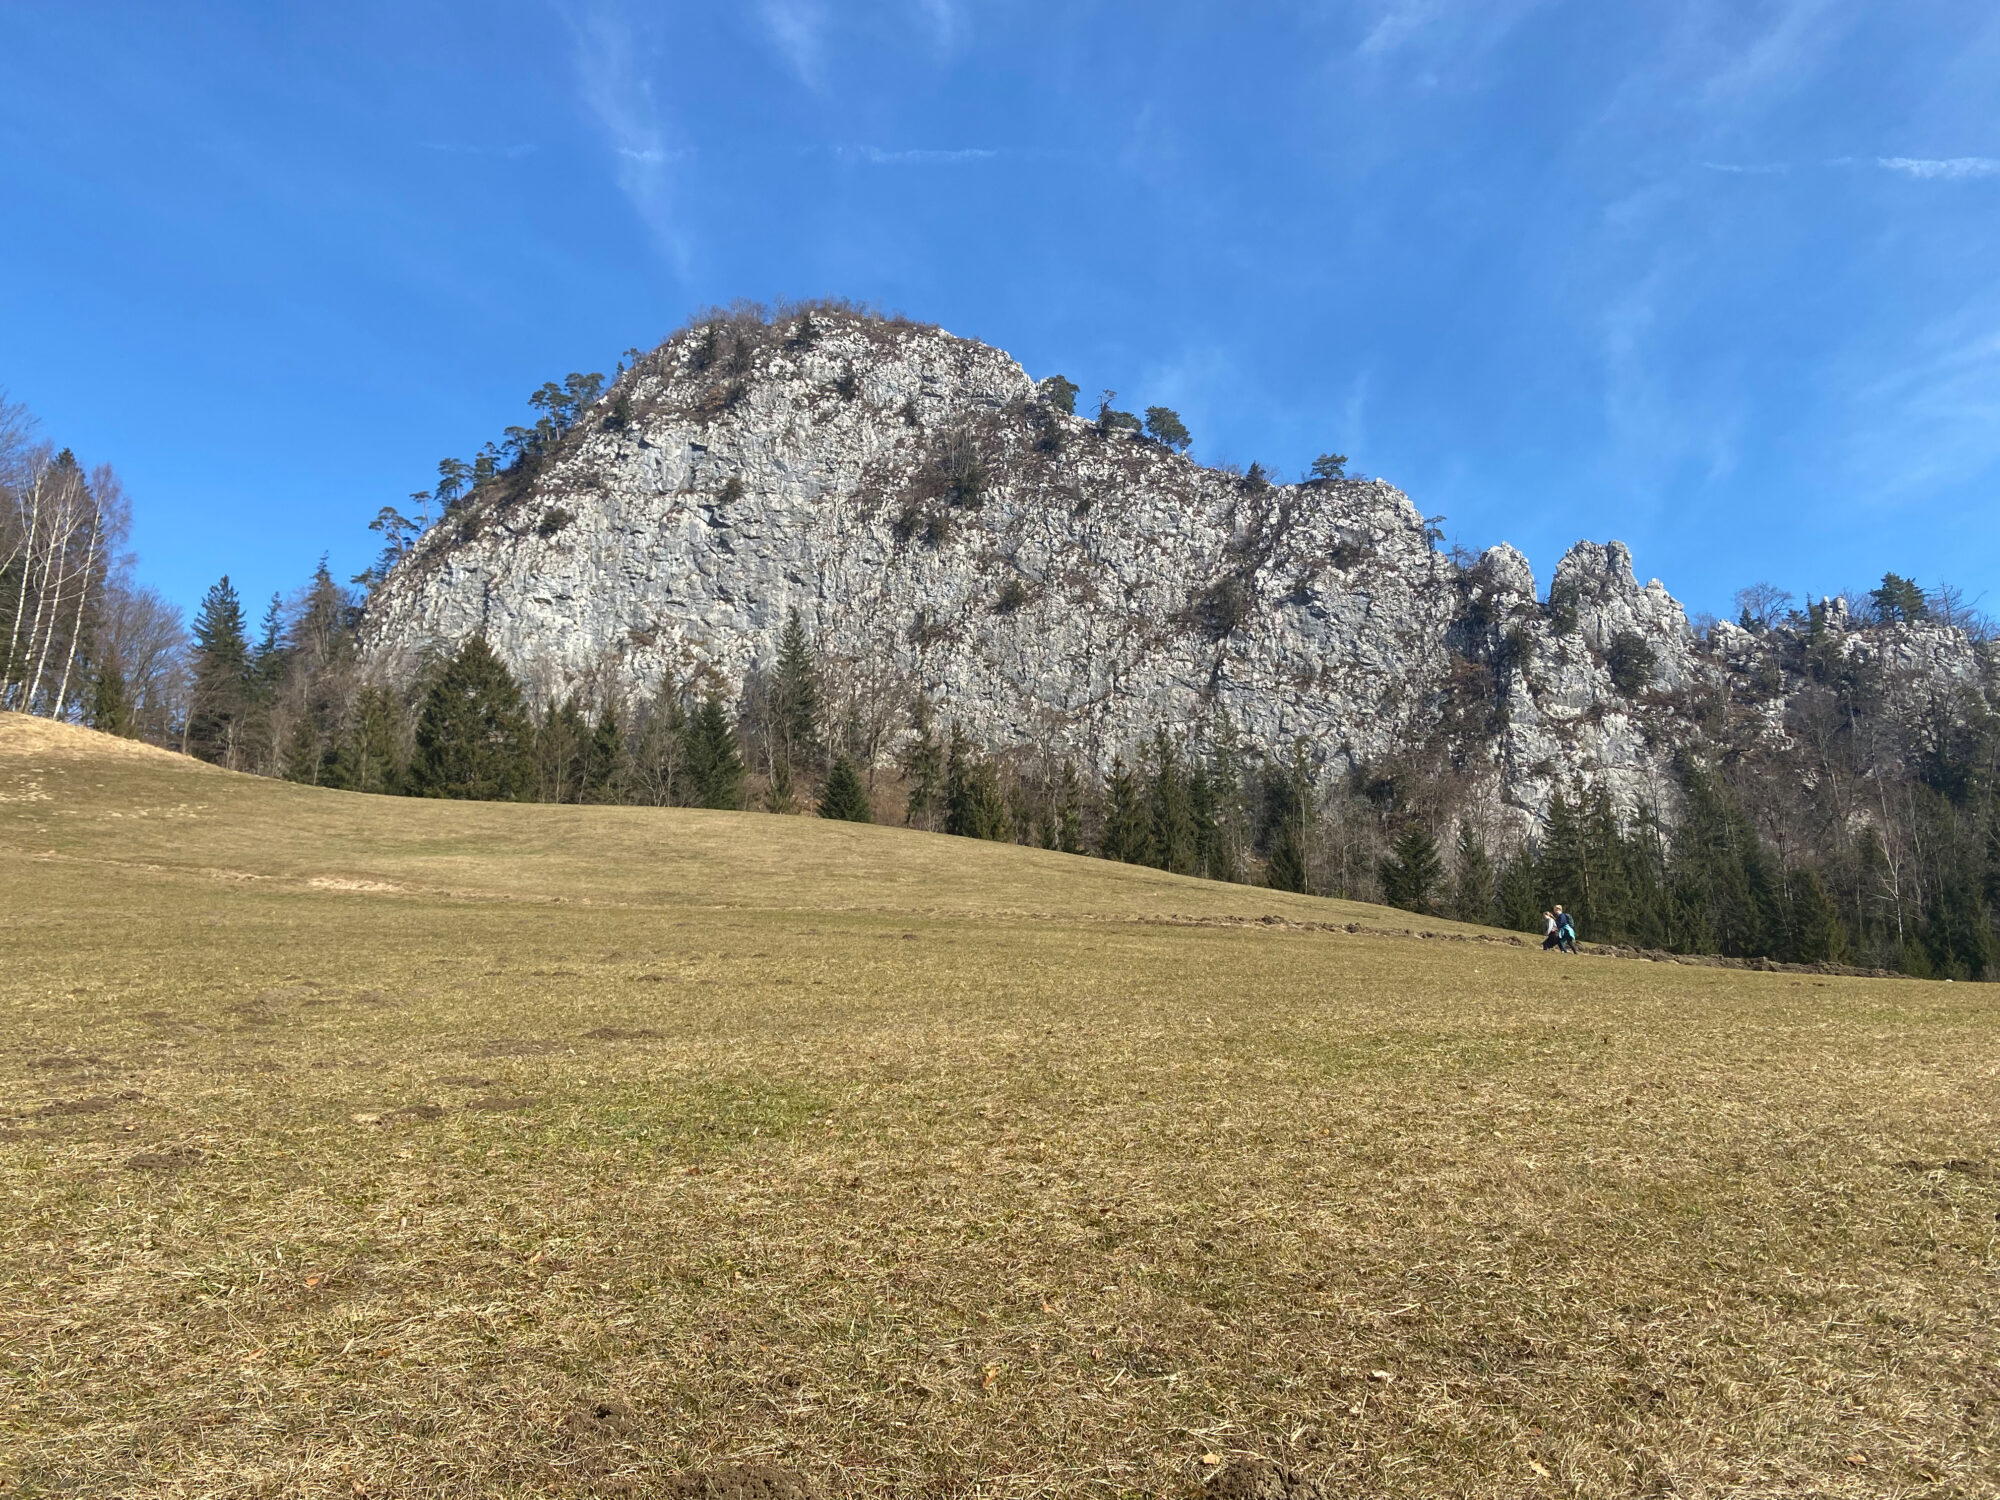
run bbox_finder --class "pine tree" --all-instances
[681,693,746,810]
[187,576,251,767]
[1145,730,1198,873]
[1381,823,1444,914]
[1450,822,1496,924]
[1259,747,1313,894]
[535,695,591,803]
[1495,848,1541,932]
[280,559,356,786]
[1098,756,1149,863]
[1053,760,1084,854]
[325,684,404,794]
[945,724,1009,839]
[818,752,872,822]
[768,607,822,790]
[586,706,625,803]
[408,636,532,800]
[900,697,944,831]
[87,664,132,737]
[1784,867,1845,964]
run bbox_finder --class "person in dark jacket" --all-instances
[1541,911,1560,950]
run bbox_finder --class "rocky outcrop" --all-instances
[359,308,1994,832]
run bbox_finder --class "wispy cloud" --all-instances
[570,6,691,271]
[1876,156,2000,179]
[835,145,999,165]
[756,0,830,88]
[1700,161,1790,174]
[1846,316,2000,495]
[1696,0,1851,111]
[913,0,968,55]
[1354,0,1553,67]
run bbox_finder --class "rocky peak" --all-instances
[359,306,1991,832]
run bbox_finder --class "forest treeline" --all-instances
[6,384,1998,980]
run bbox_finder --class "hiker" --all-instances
[1555,905,1577,953]
[1541,910,1560,951]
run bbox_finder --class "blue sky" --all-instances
[2,1,1996,623]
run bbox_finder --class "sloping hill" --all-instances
[0,712,1492,931]
[3,716,1995,1499]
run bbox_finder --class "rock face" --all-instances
[360,308,1993,831]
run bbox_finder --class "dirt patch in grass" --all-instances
[466,1094,538,1112]
[125,1146,204,1172]
[434,1074,494,1087]
[33,1091,142,1117]
[1198,1458,1326,1500]
[654,1465,814,1499]
[583,1026,666,1041]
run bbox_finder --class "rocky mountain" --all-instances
[359,306,1992,833]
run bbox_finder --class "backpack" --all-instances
[1558,913,1575,937]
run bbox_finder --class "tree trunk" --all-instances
[51,497,101,721]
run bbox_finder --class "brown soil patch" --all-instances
[583,1026,666,1041]
[389,1104,446,1122]
[466,1095,538,1112]
[433,1074,493,1088]
[26,1054,111,1070]
[126,1147,204,1172]
[1198,1458,1326,1500]
[473,1038,560,1057]
[1901,1157,1994,1180]
[34,1092,142,1117]
[654,1465,813,1499]
[564,1398,640,1443]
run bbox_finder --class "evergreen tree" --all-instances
[900,697,945,831]
[1142,407,1192,452]
[945,724,1009,839]
[534,694,591,802]
[280,559,356,787]
[1450,822,1496,925]
[1495,848,1541,932]
[1053,760,1084,854]
[681,693,746,810]
[819,752,873,822]
[1921,872,1993,979]
[408,636,532,800]
[1667,760,1778,958]
[1784,866,1845,964]
[1381,823,1444,914]
[88,665,132,738]
[1869,572,1929,624]
[1145,730,1198,873]
[1098,756,1150,863]
[323,685,404,795]
[769,607,822,784]
[1538,787,1587,924]
[1259,747,1313,894]
[586,706,625,803]
[187,576,251,767]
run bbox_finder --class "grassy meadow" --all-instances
[1,711,1996,1498]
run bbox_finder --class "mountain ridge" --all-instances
[359,304,1991,834]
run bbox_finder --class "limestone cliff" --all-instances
[359,308,1992,830]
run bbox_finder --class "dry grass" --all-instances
[1,712,1996,1498]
